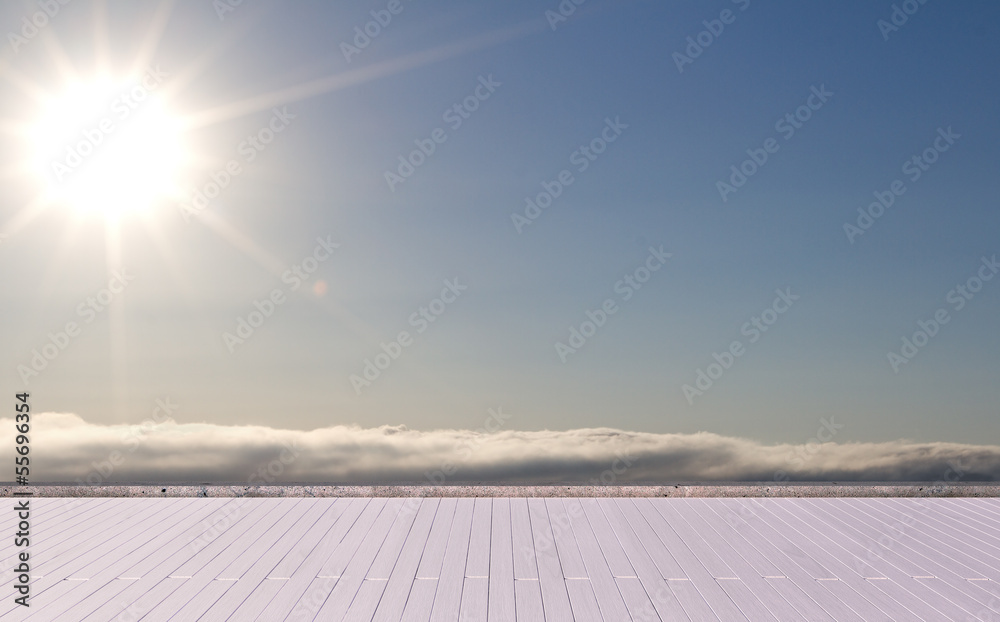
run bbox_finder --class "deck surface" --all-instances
[1,497,999,620]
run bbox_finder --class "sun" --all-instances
[27,68,187,217]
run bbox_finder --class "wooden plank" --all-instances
[526,498,574,620]
[254,499,381,621]
[581,498,686,620]
[488,498,516,621]
[278,576,339,621]
[796,498,991,619]
[80,576,188,622]
[565,579,604,622]
[862,498,1000,579]
[400,578,438,622]
[457,577,488,621]
[199,499,336,621]
[315,498,388,578]
[683,499,827,622]
[0,499,118,562]
[715,578,778,622]
[372,499,441,622]
[465,498,492,578]
[267,498,362,578]
[146,577,231,620]
[903,499,1000,560]
[315,498,408,620]
[600,499,746,621]
[186,499,302,580]
[846,498,989,580]
[367,499,423,579]
[754,499,920,621]
[34,499,225,622]
[32,499,167,578]
[74,506,264,621]
[219,578,287,622]
[510,498,539,580]
[765,498,925,621]
[214,499,312,579]
[0,500,183,619]
[546,498,588,579]
[415,497,457,579]
[15,496,1000,620]
[814,497,1000,609]
[665,579,724,621]
[576,498,635,578]
[636,499,735,581]
[428,498,474,622]
[514,579,546,622]
[564,498,634,621]
[345,579,392,622]
[161,499,277,579]
[652,499,742,578]
[710,499,866,621]
[616,576,675,622]
[687,499,784,578]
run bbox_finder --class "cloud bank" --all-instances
[2,412,997,484]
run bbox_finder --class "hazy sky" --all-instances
[1,0,998,460]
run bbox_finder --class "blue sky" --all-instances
[1,0,998,480]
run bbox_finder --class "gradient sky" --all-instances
[1,0,998,454]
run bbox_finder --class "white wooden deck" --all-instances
[1,497,999,620]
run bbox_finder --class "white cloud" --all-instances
[3,412,996,484]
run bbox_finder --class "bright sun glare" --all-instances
[28,71,186,217]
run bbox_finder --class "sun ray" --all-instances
[1,195,52,240]
[104,215,128,422]
[128,0,178,79]
[178,19,546,131]
[92,0,111,72]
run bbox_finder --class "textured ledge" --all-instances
[0,483,997,497]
